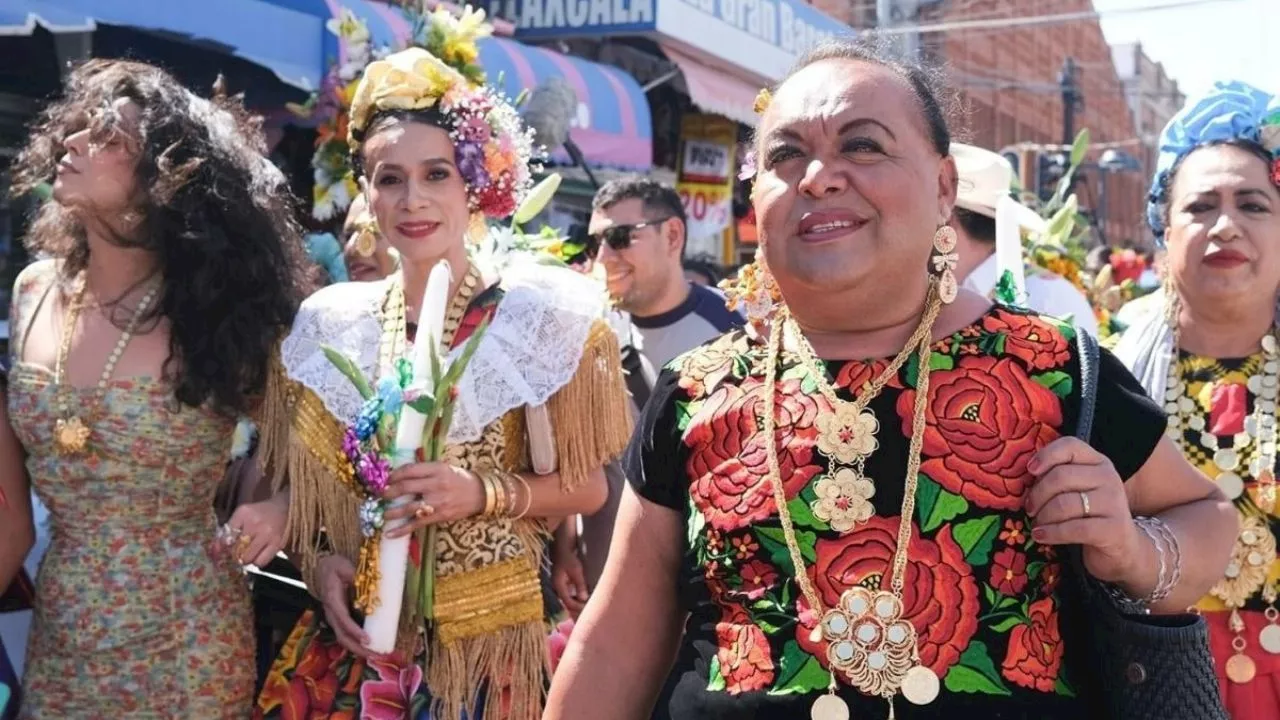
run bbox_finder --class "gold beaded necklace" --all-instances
[764,285,942,720]
[379,262,482,377]
[52,277,159,456]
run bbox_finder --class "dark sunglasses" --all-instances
[588,216,673,253]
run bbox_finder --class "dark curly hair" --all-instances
[12,59,309,416]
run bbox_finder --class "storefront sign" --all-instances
[483,0,846,81]
[677,114,738,261]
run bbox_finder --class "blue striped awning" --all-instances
[1,0,652,169]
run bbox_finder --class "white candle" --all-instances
[995,195,1028,303]
[363,261,453,653]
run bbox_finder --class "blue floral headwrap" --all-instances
[1147,80,1280,244]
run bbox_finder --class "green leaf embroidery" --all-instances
[732,354,751,379]
[982,583,998,609]
[675,401,694,431]
[769,642,830,695]
[1033,371,1074,397]
[943,640,1013,696]
[686,498,707,551]
[1026,561,1046,582]
[707,655,727,691]
[953,515,1001,566]
[1054,675,1077,697]
[756,615,783,634]
[756,526,817,571]
[916,475,969,533]
[800,373,818,395]
[990,616,1027,633]
[786,498,830,531]
[929,353,955,371]
[995,595,1021,611]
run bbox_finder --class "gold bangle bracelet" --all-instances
[481,473,496,517]
[500,472,518,516]
[490,472,507,518]
[511,472,532,520]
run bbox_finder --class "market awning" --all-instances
[661,43,760,128]
[479,38,652,171]
[0,0,333,90]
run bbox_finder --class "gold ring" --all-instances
[1079,491,1091,518]
[414,503,435,519]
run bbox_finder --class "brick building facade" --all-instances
[807,0,1150,246]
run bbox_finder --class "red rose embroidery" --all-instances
[990,547,1029,596]
[715,604,776,693]
[900,356,1063,510]
[1001,596,1064,691]
[834,359,903,393]
[686,377,823,531]
[795,517,979,677]
[981,310,1072,371]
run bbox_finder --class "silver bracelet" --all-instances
[1107,516,1182,612]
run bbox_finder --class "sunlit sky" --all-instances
[1095,0,1273,98]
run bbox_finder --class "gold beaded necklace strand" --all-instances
[764,285,943,720]
[53,277,159,456]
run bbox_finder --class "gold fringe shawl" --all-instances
[546,318,633,492]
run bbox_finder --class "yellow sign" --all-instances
[677,114,738,263]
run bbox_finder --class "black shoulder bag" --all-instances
[1062,330,1227,719]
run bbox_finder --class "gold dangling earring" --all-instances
[721,247,780,326]
[466,212,489,246]
[931,225,959,304]
[352,221,379,258]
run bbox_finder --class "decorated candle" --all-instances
[363,260,452,653]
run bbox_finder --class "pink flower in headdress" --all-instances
[1271,156,1280,187]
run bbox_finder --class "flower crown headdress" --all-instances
[1147,80,1280,244]
[307,5,540,221]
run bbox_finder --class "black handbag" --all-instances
[1060,330,1227,719]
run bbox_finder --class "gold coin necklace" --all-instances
[1164,327,1280,683]
[785,311,934,533]
[764,285,943,720]
[53,277,159,456]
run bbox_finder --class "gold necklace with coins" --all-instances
[1163,323,1280,684]
[53,277,159,456]
[765,284,943,720]
[785,312,936,533]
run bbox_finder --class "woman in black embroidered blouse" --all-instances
[546,39,1237,720]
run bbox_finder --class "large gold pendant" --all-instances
[1210,516,1276,609]
[53,416,91,456]
[819,586,916,698]
[812,468,876,533]
[815,405,880,465]
[1226,652,1257,684]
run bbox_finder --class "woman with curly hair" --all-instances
[7,59,309,717]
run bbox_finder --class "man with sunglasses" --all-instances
[550,178,743,617]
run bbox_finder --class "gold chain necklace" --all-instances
[380,263,482,377]
[53,277,159,456]
[764,285,942,720]
[785,308,938,533]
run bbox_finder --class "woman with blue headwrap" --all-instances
[1115,81,1280,714]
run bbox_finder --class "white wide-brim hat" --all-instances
[952,143,1048,234]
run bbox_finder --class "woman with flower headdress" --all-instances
[252,12,630,720]
[1114,81,1280,717]
[547,37,1236,720]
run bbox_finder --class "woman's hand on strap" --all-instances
[381,462,484,537]
[1023,436,1143,584]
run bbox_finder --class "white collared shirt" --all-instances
[964,253,1100,337]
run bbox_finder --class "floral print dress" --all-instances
[8,261,254,718]
[627,305,1166,719]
